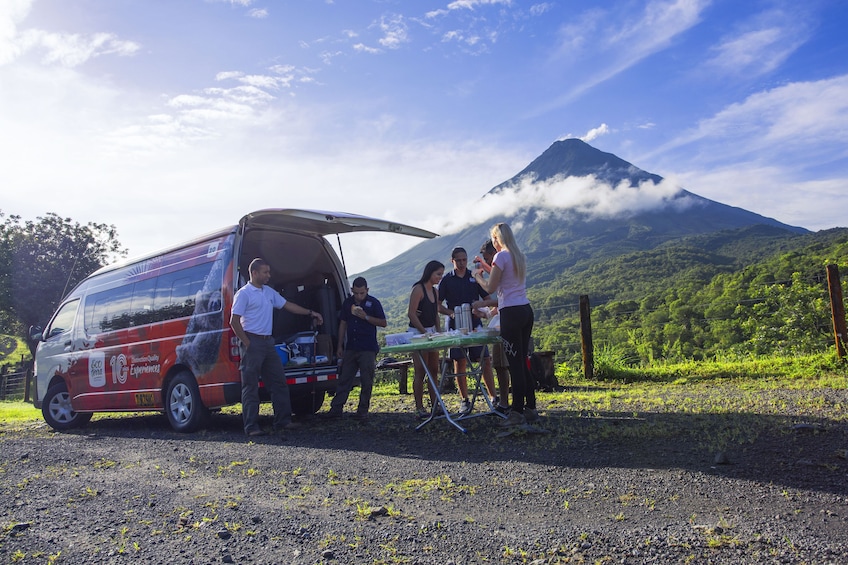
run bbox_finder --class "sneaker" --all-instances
[246,429,266,437]
[524,408,540,424]
[494,404,510,416]
[498,410,526,428]
[416,408,430,420]
[324,409,343,419]
[459,399,472,415]
[352,412,368,422]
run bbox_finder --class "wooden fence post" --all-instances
[579,295,594,379]
[826,264,847,359]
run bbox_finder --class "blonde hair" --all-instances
[490,222,526,281]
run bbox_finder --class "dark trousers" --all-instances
[499,304,535,413]
[240,334,293,432]
[330,349,376,415]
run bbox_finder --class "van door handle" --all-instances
[64,340,72,351]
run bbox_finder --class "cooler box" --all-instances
[293,331,317,363]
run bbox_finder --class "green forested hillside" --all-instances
[531,227,848,363]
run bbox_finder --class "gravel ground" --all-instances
[2,390,848,565]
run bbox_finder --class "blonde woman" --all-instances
[472,223,537,427]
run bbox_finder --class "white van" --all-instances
[29,209,436,432]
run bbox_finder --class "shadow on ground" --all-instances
[45,403,848,498]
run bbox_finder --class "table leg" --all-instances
[397,365,409,395]
[456,349,507,421]
[414,350,466,433]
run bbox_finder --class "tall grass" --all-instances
[560,347,848,386]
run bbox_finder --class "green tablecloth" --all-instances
[382,332,501,354]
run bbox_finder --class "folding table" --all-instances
[382,331,505,433]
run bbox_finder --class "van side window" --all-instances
[93,286,134,332]
[84,262,220,334]
[45,299,80,340]
[153,265,210,321]
[129,277,157,326]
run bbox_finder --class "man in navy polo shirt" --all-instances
[327,277,387,420]
[438,247,497,415]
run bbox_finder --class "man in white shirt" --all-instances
[230,258,324,436]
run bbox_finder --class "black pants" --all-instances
[499,304,535,413]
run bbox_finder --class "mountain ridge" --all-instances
[357,139,810,325]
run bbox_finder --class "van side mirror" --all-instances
[28,325,44,343]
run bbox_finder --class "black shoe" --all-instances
[246,429,266,437]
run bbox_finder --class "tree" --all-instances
[0,211,127,336]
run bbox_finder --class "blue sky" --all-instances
[1,0,846,274]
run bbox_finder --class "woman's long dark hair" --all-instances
[414,260,444,287]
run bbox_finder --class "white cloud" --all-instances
[0,0,31,65]
[353,43,381,54]
[654,74,848,166]
[248,8,268,18]
[704,9,810,77]
[435,173,689,235]
[675,165,848,231]
[377,14,409,49]
[529,3,552,17]
[557,123,611,143]
[542,0,710,110]
[0,1,139,68]
[580,123,610,142]
[445,0,512,12]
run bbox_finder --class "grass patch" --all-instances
[0,401,40,424]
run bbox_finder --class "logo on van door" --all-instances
[110,354,129,384]
[89,351,106,388]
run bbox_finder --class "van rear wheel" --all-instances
[42,382,92,431]
[166,372,209,433]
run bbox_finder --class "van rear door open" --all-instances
[240,209,438,238]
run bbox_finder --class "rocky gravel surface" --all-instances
[2,397,848,564]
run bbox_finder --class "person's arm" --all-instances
[437,284,453,317]
[472,294,498,312]
[352,303,387,327]
[473,255,492,273]
[336,318,347,358]
[475,262,503,296]
[230,313,249,348]
[283,301,324,326]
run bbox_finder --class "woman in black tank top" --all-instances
[407,260,445,418]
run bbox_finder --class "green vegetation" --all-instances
[530,228,848,365]
[0,210,126,336]
[0,334,29,368]
[0,400,38,423]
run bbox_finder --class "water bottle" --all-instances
[461,303,471,333]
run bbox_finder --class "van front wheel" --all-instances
[42,382,92,431]
[166,373,209,433]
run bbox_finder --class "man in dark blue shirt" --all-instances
[327,277,387,420]
[438,247,497,414]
